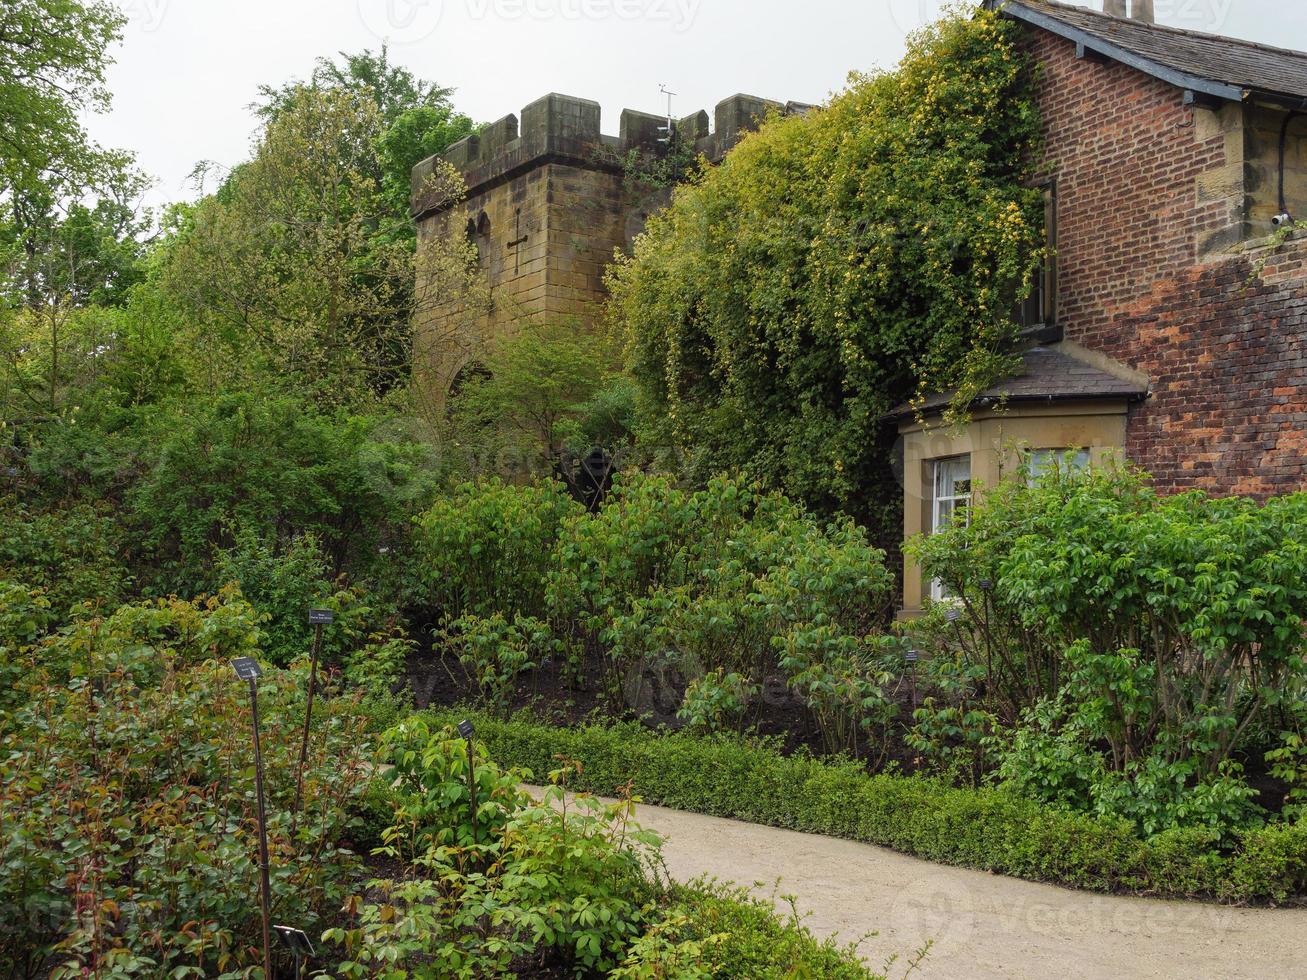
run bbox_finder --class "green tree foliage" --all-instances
[0,167,150,309]
[377,102,477,216]
[0,159,153,424]
[447,320,628,473]
[163,79,476,407]
[910,465,1307,836]
[164,89,418,404]
[128,392,443,592]
[255,46,476,222]
[608,9,1044,527]
[0,0,124,199]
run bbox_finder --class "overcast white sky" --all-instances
[86,1,1307,210]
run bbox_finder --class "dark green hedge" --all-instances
[424,710,1307,905]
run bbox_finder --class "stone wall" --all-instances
[412,92,811,406]
[1024,26,1307,496]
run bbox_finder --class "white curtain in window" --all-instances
[930,456,972,602]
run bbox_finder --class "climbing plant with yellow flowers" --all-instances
[608,7,1045,535]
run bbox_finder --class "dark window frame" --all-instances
[1018,179,1058,336]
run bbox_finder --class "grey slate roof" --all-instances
[990,0,1307,105]
[888,347,1149,421]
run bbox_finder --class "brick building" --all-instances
[894,0,1307,614]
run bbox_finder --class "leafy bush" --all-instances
[333,725,662,977]
[639,882,888,980]
[426,710,1307,904]
[380,715,534,855]
[129,391,440,593]
[678,669,758,734]
[213,528,335,664]
[440,612,552,714]
[213,527,414,690]
[0,580,53,713]
[901,641,995,788]
[548,474,893,750]
[0,497,127,615]
[413,478,582,620]
[342,724,882,977]
[417,473,895,752]
[445,318,619,475]
[0,594,373,978]
[4,587,265,709]
[910,467,1307,837]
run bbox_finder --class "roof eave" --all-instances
[886,388,1148,425]
[991,0,1251,104]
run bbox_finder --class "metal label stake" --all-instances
[232,657,272,978]
[458,719,478,843]
[274,924,315,980]
[293,608,333,828]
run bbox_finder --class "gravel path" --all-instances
[532,790,1307,979]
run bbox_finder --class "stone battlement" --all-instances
[411,92,813,218]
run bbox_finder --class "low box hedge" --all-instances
[423,709,1307,905]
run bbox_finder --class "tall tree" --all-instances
[255,47,475,218]
[256,46,453,127]
[0,0,124,200]
[165,87,472,406]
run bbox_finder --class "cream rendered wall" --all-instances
[898,401,1130,617]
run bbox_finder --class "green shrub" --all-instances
[0,580,53,714]
[678,669,758,734]
[214,529,415,695]
[439,612,552,713]
[0,596,373,978]
[344,630,413,696]
[10,587,264,703]
[413,477,581,620]
[379,715,534,856]
[425,711,1307,904]
[909,468,1307,837]
[0,497,127,615]
[213,527,335,664]
[653,881,886,980]
[416,474,895,753]
[129,392,440,593]
[337,724,880,978]
[331,728,662,977]
[548,474,893,749]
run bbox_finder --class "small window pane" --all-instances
[930,456,972,601]
[1027,448,1090,484]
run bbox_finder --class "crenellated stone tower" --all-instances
[411,92,812,404]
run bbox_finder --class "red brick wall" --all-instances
[1025,28,1307,497]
